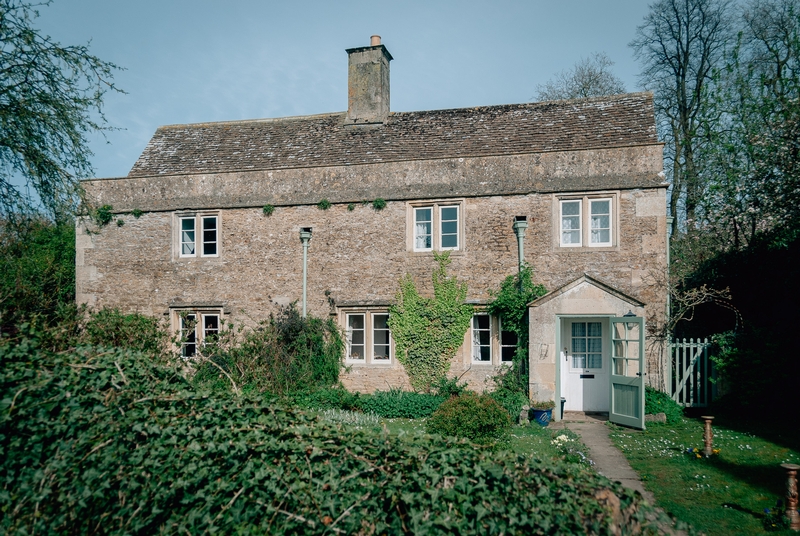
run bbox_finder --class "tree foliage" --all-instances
[0,0,121,219]
[535,52,626,101]
[388,252,473,392]
[631,0,731,235]
[697,0,800,250]
[0,217,74,334]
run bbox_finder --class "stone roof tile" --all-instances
[128,93,658,177]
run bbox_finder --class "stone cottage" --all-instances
[77,36,667,426]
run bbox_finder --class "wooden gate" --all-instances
[668,338,715,407]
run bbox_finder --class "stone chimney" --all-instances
[345,35,392,124]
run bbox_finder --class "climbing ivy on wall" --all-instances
[388,252,473,392]
[487,264,547,393]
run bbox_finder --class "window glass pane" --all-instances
[501,330,517,346]
[590,200,610,215]
[571,322,586,337]
[202,217,218,255]
[180,218,195,256]
[587,354,603,369]
[562,201,580,216]
[441,206,458,220]
[587,322,602,337]
[501,346,516,362]
[572,338,587,353]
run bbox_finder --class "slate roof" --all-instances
[128,93,658,177]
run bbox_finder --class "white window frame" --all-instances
[175,309,222,358]
[589,199,612,247]
[344,310,393,364]
[177,213,220,258]
[559,199,582,247]
[471,313,493,364]
[558,195,615,248]
[409,200,464,252]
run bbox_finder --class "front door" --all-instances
[563,319,610,412]
[609,316,646,429]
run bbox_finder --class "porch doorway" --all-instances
[560,317,610,413]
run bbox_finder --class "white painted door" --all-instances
[563,319,610,412]
[609,316,646,429]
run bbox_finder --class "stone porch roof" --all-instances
[128,93,659,178]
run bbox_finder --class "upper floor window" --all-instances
[559,196,614,248]
[410,201,463,252]
[345,311,392,364]
[178,213,219,258]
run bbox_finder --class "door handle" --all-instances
[636,372,647,376]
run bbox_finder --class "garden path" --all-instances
[551,412,655,504]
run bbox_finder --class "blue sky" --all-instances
[36,0,652,178]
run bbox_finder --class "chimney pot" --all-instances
[370,35,381,46]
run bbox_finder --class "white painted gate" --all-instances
[668,338,715,407]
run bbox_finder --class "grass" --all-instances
[609,414,800,535]
[318,410,589,463]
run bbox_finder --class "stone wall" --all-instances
[77,181,666,393]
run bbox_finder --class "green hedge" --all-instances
[1,334,670,534]
[357,388,446,418]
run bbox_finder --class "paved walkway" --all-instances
[550,412,655,504]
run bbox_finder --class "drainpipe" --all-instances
[512,216,528,283]
[299,227,313,318]
[665,216,673,393]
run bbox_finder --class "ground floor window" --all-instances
[174,309,222,358]
[471,314,519,365]
[345,311,392,364]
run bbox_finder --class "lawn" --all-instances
[609,414,800,535]
[319,408,579,462]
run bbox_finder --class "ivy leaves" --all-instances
[388,252,473,392]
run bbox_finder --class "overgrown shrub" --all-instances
[489,388,529,423]
[488,365,530,422]
[431,374,468,398]
[645,386,684,424]
[0,330,675,534]
[357,388,445,418]
[426,392,512,445]
[192,304,344,395]
[288,387,361,411]
[80,307,170,359]
[0,218,75,335]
